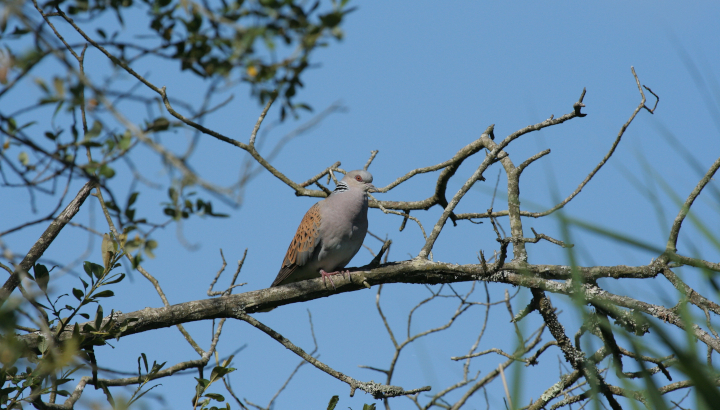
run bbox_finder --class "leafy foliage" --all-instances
[192,357,236,410]
[0,0,354,405]
[0,249,133,409]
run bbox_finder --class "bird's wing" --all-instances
[271,203,322,287]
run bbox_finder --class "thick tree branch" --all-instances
[16,259,672,350]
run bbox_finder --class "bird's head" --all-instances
[343,170,377,193]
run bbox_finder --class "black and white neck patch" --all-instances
[333,181,349,193]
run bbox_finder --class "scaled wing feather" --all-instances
[271,203,321,286]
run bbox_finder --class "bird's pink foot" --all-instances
[320,269,351,290]
[320,269,336,289]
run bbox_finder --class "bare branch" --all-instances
[666,154,720,252]
[236,312,430,399]
[208,249,248,297]
[524,228,574,248]
[457,68,657,223]
[0,180,95,306]
[364,150,379,171]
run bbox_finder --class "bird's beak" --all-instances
[367,184,378,193]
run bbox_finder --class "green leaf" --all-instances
[72,288,84,301]
[101,310,115,332]
[94,305,104,330]
[204,393,225,402]
[139,353,148,374]
[118,134,132,150]
[149,361,166,374]
[33,264,49,292]
[81,261,105,280]
[93,290,114,299]
[148,117,170,131]
[38,337,49,354]
[99,164,115,178]
[132,253,143,269]
[33,78,49,93]
[71,321,82,343]
[6,116,17,133]
[327,395,339,410]
[79,140,103,148]
[194,377,210,398]
[79,313,90,319]
[85,121,103,139]
[127,192,139,207]
[104,273,126,285]
[362,404,376,410]
[10,27,30,36]
[293,103,313,112]
[104,201,120,212]
[144,239,158,259]
[196,399,209,409]
[92,263,105,279]
[209,366,235,381]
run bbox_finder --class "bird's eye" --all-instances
[355,175,362,182]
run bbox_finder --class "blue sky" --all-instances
[2,1,720,409]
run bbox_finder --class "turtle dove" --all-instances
[270,170,376,288]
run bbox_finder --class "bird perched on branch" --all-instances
[270,170,377,288]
